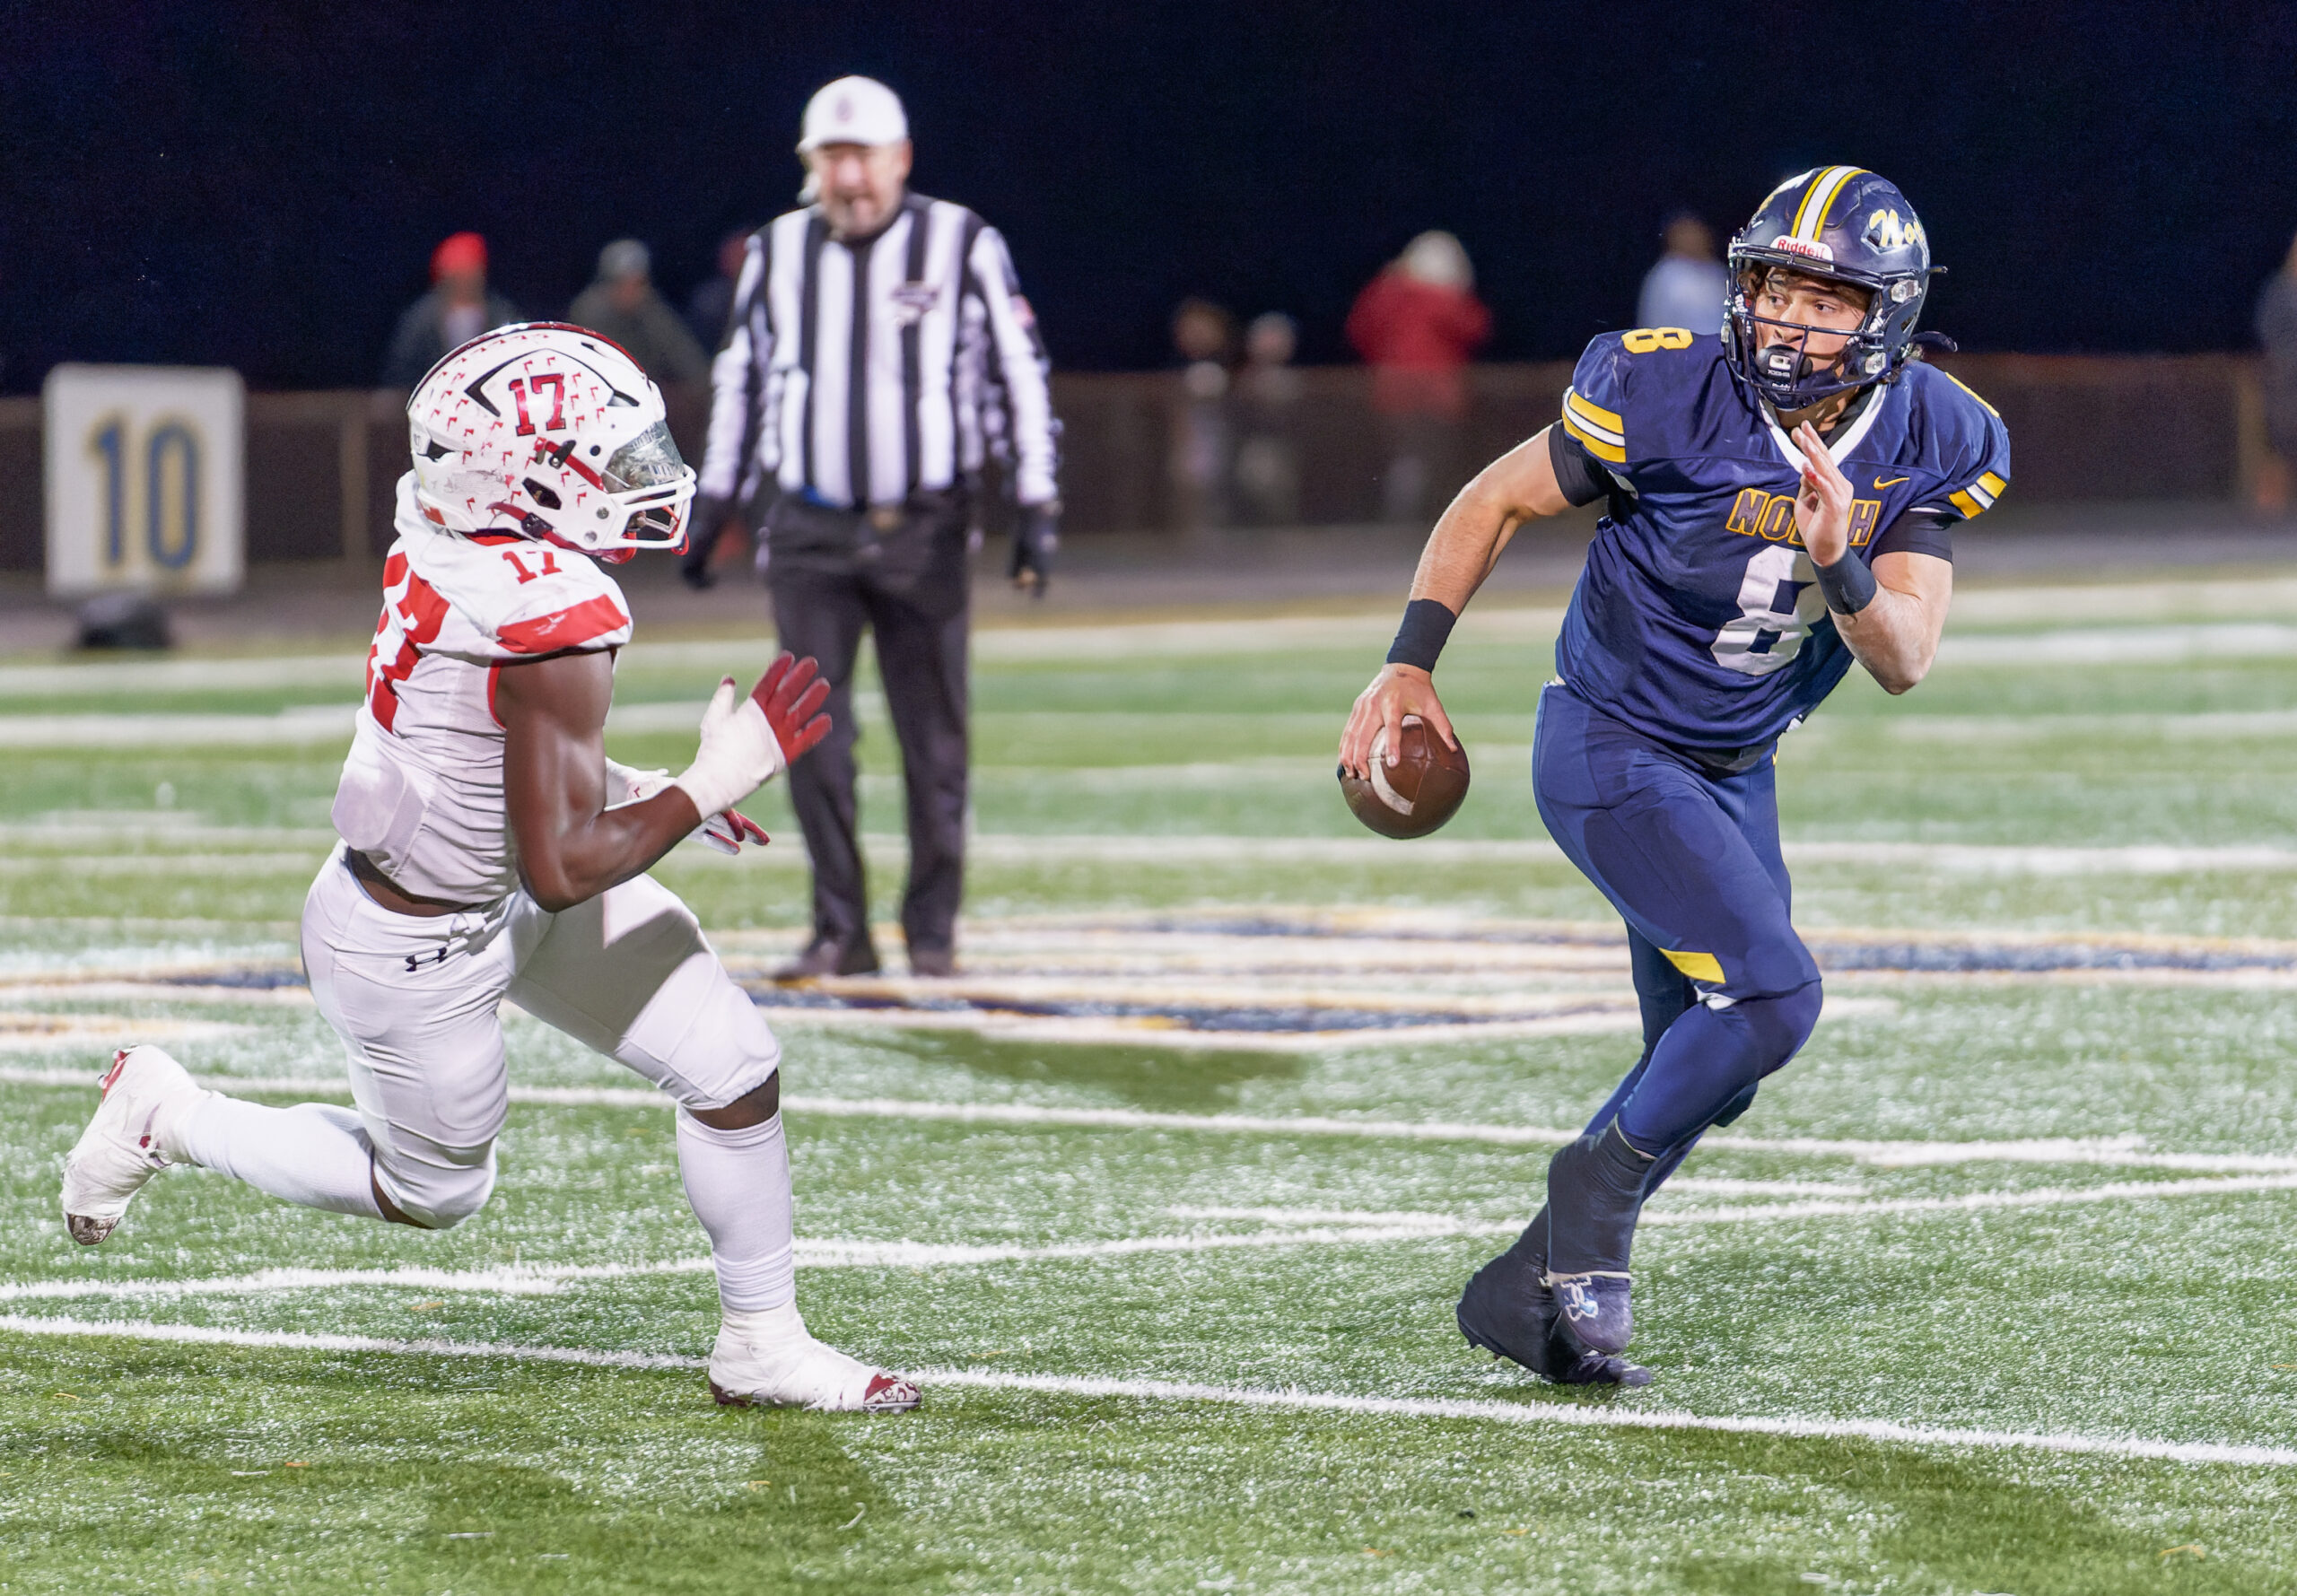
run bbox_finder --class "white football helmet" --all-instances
[406,321,696,562]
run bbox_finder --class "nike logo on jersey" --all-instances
[1873,475,1909,489]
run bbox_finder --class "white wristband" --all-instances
[671,679,787,821]
[603,757,672,809]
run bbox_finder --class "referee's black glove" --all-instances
[1009,502,1059,597]
[680,496,730,590]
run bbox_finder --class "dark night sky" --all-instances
[5,2,2295,392]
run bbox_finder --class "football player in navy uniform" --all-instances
[1341,169,2010,1385]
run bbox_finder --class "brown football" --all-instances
[1339,715,1471,839]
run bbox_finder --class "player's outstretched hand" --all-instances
[751,651,834,763]
[1792,422,1855,566]
[673,652,834,824]
[1339,663,1458,780]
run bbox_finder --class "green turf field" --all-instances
[6,571,2297,1592]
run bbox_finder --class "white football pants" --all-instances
[176,845,793,1308]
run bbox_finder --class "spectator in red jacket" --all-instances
[1346,231,1491,522]
[381,233,522,388]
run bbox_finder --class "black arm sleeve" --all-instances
[1871,510,1954,563]
[1546,423,1611,508]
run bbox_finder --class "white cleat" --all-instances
[707,1303,921,1414]
[60,1045,204,1246]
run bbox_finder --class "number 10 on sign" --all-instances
[43,364,244,597]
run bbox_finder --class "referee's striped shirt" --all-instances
[699,192,1059,512]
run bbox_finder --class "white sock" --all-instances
[675,1105,796,1313]
[172,1096,385,1219]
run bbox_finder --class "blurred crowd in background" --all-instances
[380,210,2297,529]
[381,228,755,391]
[2258,229,2297,514]
[377,213,1729,533]
[1158,222,1728,531]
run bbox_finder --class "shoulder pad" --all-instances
[1562,329,1723,466]
[1561,334,1633,464]
[398,528,633,662]
[1908,363,2012,520]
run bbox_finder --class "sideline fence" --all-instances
[0,355,2269,571]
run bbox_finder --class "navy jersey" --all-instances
[1553,331,2009,753]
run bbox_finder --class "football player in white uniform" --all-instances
[60,323,920,1414]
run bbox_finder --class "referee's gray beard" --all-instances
[822,188,909,244]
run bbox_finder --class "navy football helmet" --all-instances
[1724,167,1936,410]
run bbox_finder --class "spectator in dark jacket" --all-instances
[1347,231,1491,522]
[686,228,755,353]
[568,240,710,387]
[381,232,521,388]
[2257,227,2297,513]
[1233,312,1302,526]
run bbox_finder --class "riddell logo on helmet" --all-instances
[1773,237,1835,264]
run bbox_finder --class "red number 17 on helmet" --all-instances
[508,374,566,436]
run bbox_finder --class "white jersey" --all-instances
[332,475,633,904]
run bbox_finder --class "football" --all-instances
[1339,715,1471,839]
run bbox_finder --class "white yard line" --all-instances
[750,1006,1655,1051]
[1947,576,2297,626]
[0,1226,1472,1304]
[0,819,2287,876]
[1786,841,2297,876]
[0,655,367,698]
[1167,1206,1479,1228]
[0,708,357,748]
[921,1368,2297,1469]
[0,1259,712,1302]
[1638,1172,2297,1225]
[836,834,2297,876]
[5,1067,2293,1173]
[13,1172,2297,1310]
[771,1096,2297,1173]
[1936,622,2297,667]
[0,852,327,876]
[0,1312,2285,1469]
[1878,709,2297,742]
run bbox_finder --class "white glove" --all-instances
[671,654,831,825]
[607,756,766,856]
[671,677,788,822]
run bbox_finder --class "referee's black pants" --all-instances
[766,493,970,962]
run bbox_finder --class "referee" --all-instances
[693,75,1061,980]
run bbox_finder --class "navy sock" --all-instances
[1638,1083,1759,1204]
[1545,1121,1654,1275]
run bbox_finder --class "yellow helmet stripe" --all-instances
[1790,166,1866,241]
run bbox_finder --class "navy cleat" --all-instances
[1546,1269,1635,1356]
[1456,1222,1652,1387]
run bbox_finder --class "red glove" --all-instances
[751,651,834,763]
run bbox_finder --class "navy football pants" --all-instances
[1533,684,1822,1167]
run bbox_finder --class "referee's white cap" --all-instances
[799,76,908,153]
